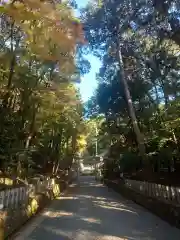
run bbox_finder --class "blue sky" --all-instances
[75,0,101,102]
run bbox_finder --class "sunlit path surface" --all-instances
[14,176,180,240]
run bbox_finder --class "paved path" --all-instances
[14,176,180,240]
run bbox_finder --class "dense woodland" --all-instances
[0,0,88,180]
[83,0,180,185]
[0,0,180,187]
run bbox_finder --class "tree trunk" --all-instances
[71,129,77,158]
[2,27,20,109]
[25,105,37,149]
[117,41,146,158]
[53,129,63,175]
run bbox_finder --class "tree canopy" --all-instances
[1,0,180,186]
[82,0,180,184]
[0,0,87,178]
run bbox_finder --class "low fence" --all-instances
[0,170,78,238]
[0,177,54,210]
[0,168,78,211]
[125,179,180,206]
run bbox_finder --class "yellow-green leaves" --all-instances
[2,0,84,74]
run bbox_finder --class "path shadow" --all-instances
[28,177,180,240]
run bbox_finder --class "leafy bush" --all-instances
[119,151,141,173]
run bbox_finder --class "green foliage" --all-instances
[83,0,180,179]
[84,116,109,156]
[119,151,141,173]
[0,0,87,178]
